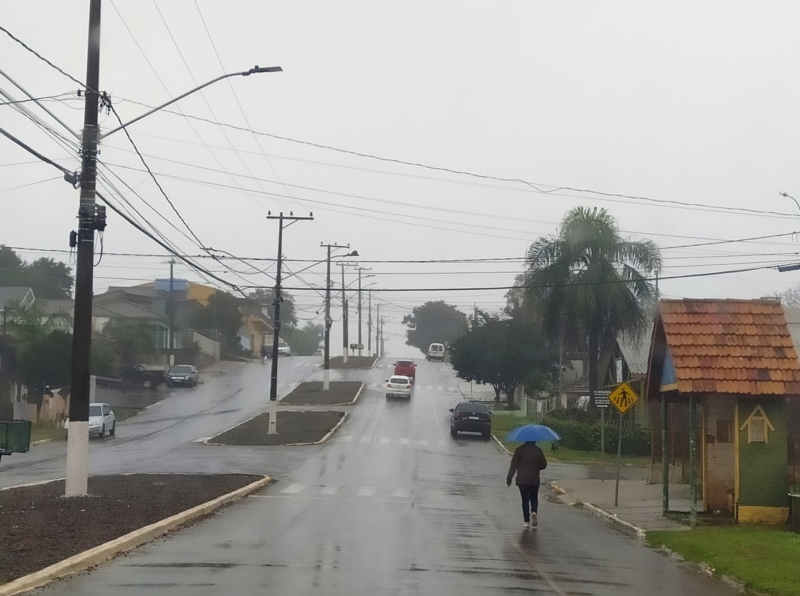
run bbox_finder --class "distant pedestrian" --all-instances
[506,441,547,529]
[260,345,268,363]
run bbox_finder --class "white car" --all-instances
[64,402,116,438]
[277,341,291,357]
[386,375,413,399]
[426,343,445,361]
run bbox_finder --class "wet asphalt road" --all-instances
[19,358,738,595]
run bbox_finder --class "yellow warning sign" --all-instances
[608,382,639,414]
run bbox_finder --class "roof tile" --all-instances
[658,299,800,397]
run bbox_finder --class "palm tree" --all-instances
[524,207,661,408]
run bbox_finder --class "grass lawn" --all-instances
[30,423,66,443]
[648,526,800,596]
[491,415,651,466]
[113,406,141,422]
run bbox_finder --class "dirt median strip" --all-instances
[279,381,363,406]
[207,410,346,446]
[0,474,270,595]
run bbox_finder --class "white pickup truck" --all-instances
[385,375,412,399]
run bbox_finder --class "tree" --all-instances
[403,301,467,356]
[524,207,661,408]
[193,291,243,355]
[0,246,73,298]
[16,330,73,404]
[102,319,157,365]
[776,286,800,307]
[25,258,74,298]
[451,312,556,407]
[285,322,324,356]
[248,288,297,330]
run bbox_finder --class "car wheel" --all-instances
[99,424,105,438]
[450,426,457,437]
[110,422,116,436]
[143,379,152,389]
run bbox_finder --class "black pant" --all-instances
[518,484,540,522]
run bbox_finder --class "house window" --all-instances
[716,419,731,443]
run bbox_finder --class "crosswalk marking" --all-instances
[448,387,456,393]
[418,439,429,446]
[391,488,410,498]
[424,385,433,391]
[436,386,444,392]
[356,486,376,497]
[281,484,304,494]
[438,439,447,446]
[380,437,390,444]
[400,438,410,445]
[340,436,353,442]
[320,485,338,495]
[360,437,371,444]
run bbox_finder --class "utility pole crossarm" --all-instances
[321,243,355,390]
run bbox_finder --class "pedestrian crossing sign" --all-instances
[608,382,639,414]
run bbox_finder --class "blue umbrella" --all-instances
[505,424,561,443]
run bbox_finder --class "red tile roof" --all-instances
[659,299,800,396]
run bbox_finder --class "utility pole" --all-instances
[66,0,105,498]
[367,289,372,356]
[266,212,313,433]
[321,243,356,390]
[167,258,175,368]
[357,267,371,357]
[338,262,354,363]
[375,303,380,358]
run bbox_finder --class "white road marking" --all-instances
[448,387,456,393]
[356,486,376,497]
[281,484,304,494]
[438,439,447,446]
[418,439,429,446]
[193,437,213,443]
[424,385,433,391]
[400,438,410,445]
[360,436,371,444]
[391,488,410,498]
[320,485,338,495]
[380,437,391,444]
[340,436,353,442]
[436,386,444,392]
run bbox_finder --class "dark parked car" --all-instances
[167,365,199,388]
[120,364,165,389]
[449,402,491,440]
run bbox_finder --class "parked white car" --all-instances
[64,402,116,438]
[386,375,413,399]
[277,341,291,357]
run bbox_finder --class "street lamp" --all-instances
[65,2,283,498]
[322,245,358,390]
[357,268,374,357]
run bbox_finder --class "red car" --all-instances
[393,360,416,383]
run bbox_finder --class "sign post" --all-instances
[594,390,610,480]
[608,382,640,507]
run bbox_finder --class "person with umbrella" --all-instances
[505,424,560,528]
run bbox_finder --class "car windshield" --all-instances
[396,361,413,366]
[89,405,102,417]
[170,366,193,373]
[455,402,489,414]
[390,377,409,384]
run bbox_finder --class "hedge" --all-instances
[542,413,651,456]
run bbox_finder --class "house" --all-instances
[238,299,273,357]
[598,325,653,427]
[0,287,35,312]
[646,298,800,524]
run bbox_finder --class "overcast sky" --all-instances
[3,1,800,357]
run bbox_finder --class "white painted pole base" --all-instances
[268,399,277,434]
[323,368,330,391]
[65,421,89,496]
[343,352,348,363]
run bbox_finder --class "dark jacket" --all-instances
[507,442,547,486]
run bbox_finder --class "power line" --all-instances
[0,25,87,89]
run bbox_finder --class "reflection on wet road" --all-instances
[25,358,738,595]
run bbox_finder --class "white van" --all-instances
[426,343,445,361]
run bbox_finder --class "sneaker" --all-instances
[531,513,538,527]
[523,521,530,529]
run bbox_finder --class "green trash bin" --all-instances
[790,494,800,533]
[0,419,32,456]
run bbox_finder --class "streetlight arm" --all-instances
[100,65,282,139]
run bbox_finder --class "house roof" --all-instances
[617,324,654,376]
[0,286,34,309]
[93,300,167,322]
[654,298,800,396]
[36,298,75,316]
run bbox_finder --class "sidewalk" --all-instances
[457,382,496,401]
[551,476,691,534]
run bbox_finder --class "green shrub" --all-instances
[542,414,651,456]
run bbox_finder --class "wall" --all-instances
[737,397,789,523]
[703,397,735,512]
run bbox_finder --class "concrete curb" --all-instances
[1,477,62,492]
[31,438,54,446]
[549,481,648,541]
[0,475,271,596]
[302,411,348,446]
[491,433,512,456]
[351,382,365,405]
[652,545,748,592]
